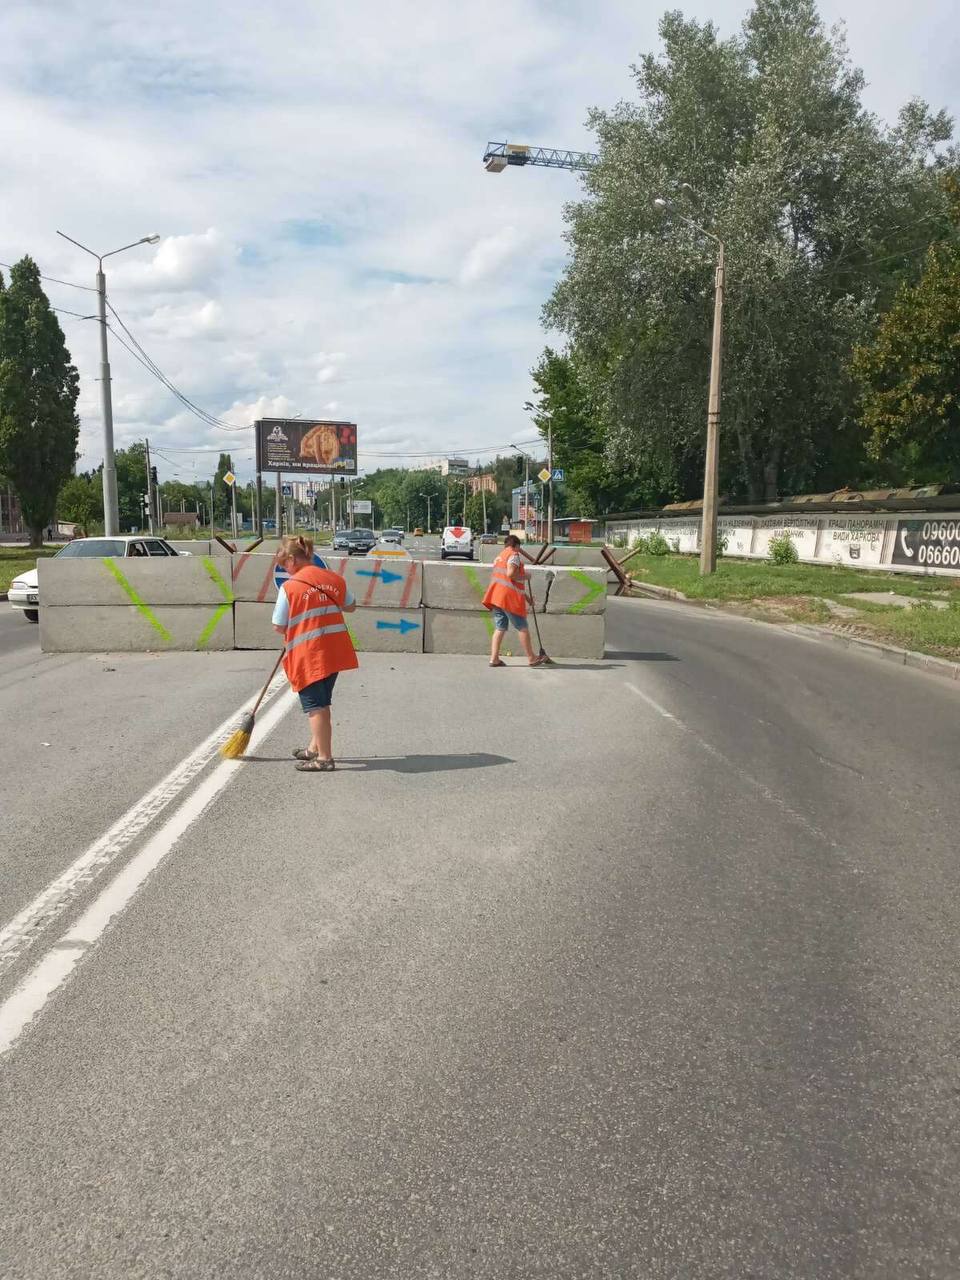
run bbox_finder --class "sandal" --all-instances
[292,748,318,761]
[488,659,506,667]
[296,757,336,772]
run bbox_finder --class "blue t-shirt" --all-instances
[272,582,354,627]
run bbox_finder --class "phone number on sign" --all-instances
[917,521,960,567]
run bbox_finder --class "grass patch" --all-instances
[0,545,61,593]
[627,552,960,660]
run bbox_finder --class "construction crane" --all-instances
[482,141,598,173]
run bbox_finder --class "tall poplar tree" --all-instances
[0,258,80,545]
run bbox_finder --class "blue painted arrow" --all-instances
[375,618,421,634]
[356,567,404,585]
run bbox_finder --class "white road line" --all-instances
[0,687,297,1059]
[624,681,838,849]
[0,675,287,979]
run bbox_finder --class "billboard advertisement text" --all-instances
[256,418,358,475]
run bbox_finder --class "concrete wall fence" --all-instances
[606,512,960,577]
[38,554,606,658]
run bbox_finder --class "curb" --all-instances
[626,583,960,684]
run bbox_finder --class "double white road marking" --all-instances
[0,680,295,1058]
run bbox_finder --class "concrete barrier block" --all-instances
[38,555,235,608]
[234,602,423,653]
[39,604,234,652]
[535,566,607,615]
[423,609,604,659]
[230,553,422,608]
[421,561,492,610]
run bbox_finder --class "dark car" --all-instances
[332,527,377,554]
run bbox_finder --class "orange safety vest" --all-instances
[281,565,358,692]
[482,548,528,617]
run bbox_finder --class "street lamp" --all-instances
[511,444,534,541]
[418,492,433,534]
[56,231,161,536]
[653,194,725,575]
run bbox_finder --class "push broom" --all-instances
[526,578,555,665]
[220,650,285,759]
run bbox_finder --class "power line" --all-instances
[0,261,97,292]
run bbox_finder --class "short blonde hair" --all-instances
[276,534,314,565]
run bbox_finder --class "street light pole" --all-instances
[511,445,532,541]
[419,493,432,533]
[56,231,160,535]
[652,196,725,575]
[547,417,554,544]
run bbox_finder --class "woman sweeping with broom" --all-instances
[223,535,358,771]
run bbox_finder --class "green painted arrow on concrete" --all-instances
[567,569,604,614]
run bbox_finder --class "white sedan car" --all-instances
[8,535,187,623]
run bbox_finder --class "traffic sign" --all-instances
[538,467,551,484]
[281,483,293,497]
[223,470,236,487]
[552,468,565,483]
[274,552,328,593]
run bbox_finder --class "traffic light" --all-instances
[150,466,158,486]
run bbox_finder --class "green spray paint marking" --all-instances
[196,603,230,649]
[202,557,234,603]
[463,565,495,636]
[346,623,361,651]
[567,569,604,614]
[193,557,236,649]
[102,559,173,643]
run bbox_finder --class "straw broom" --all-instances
[220,650,285,759]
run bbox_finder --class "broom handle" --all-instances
[251,650,285,716]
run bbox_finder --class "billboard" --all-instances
[256,418,357,475]
[892,517,960,570]
[349,499,373,515]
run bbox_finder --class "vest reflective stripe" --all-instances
[287,603,341,628]
[285,622,349,652]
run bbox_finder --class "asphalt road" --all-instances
[1,597,959,1278]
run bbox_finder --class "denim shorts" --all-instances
[491,607,528,633]
[297,672,338,713]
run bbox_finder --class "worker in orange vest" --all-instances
[481,534,548,668]
[273,535,359,772]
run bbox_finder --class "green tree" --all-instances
[213,453,234,525]
[57,473,103,533]
[0,258,80,545]
[851,183,960,482]
[545,0,954,504]
[113,443,148,530]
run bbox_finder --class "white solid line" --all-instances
[0,675,287,979]
[624,681,681,723]
[0,687,297,1059]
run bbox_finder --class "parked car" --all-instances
[332,528,377,555]
[440,526,474,560]
[381,528,404,544]
[8,535,187,623]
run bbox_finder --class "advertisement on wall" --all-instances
[752,515,820,560]
[816,516,889,567]
[256,418,358,475]
[891,518,960,570]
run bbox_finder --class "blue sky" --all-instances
[1,0,957,485]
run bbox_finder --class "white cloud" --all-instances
[0,0,954,485]
[459,227,524,285]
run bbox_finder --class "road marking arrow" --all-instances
[375,618,421,634]
[356,567,404,584]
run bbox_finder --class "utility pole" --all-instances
[56,232,160,536]
[547,418,554,544]
[445,484,451,528]
[698,242,725,574]
[275,476,282,535]
[462,480,467,524]
[481,485,487,534]
[144,438,155,535]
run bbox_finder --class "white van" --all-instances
[440,525,474,560]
